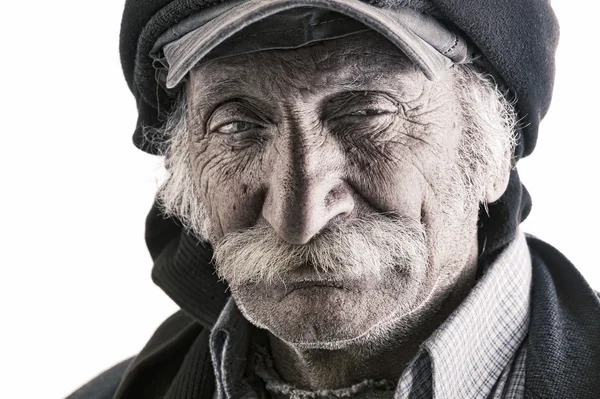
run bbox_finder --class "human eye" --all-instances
[207,101,267,135]
[346,108,395,117]
[326,92,398,121]
[215,120,261,134]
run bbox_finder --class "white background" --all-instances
[1,2,598,398]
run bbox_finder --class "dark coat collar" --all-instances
[525,236,600,398]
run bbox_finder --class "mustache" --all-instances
[212,213,428,287]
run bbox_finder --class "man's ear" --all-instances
[485,151,512,204]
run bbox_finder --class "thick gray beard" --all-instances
[213,213,427,287]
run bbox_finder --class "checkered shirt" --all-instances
[210,230,532,399]
[393,229,531,399]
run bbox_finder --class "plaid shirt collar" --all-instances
[396,228,531,398]
[210,230,532,399]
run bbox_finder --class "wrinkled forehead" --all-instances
[187,31,425,99]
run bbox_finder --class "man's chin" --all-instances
[231,275,418,345]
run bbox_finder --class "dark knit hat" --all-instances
[119,0,559,327]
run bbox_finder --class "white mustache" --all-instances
[212,213,428,287]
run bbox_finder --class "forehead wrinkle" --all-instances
[188,72,271,118]
[191,56,286,104]
[196,77,251,101]
[287,41,417,90]
[189,34,424,106]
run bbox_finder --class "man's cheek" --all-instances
[347,165,426,220]
[203,167,267,237]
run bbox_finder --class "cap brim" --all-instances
[163,0,453,89]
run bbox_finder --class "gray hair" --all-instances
[454,66,517,208]
[147,95,215,240]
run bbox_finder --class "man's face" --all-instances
[165,32,506,347]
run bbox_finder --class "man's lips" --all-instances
[284,279,346,294]
[281,265,354,295]
[239,264,367,300]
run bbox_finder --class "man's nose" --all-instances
[261,136,355,245]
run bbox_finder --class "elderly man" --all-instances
[70,0,600,398]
